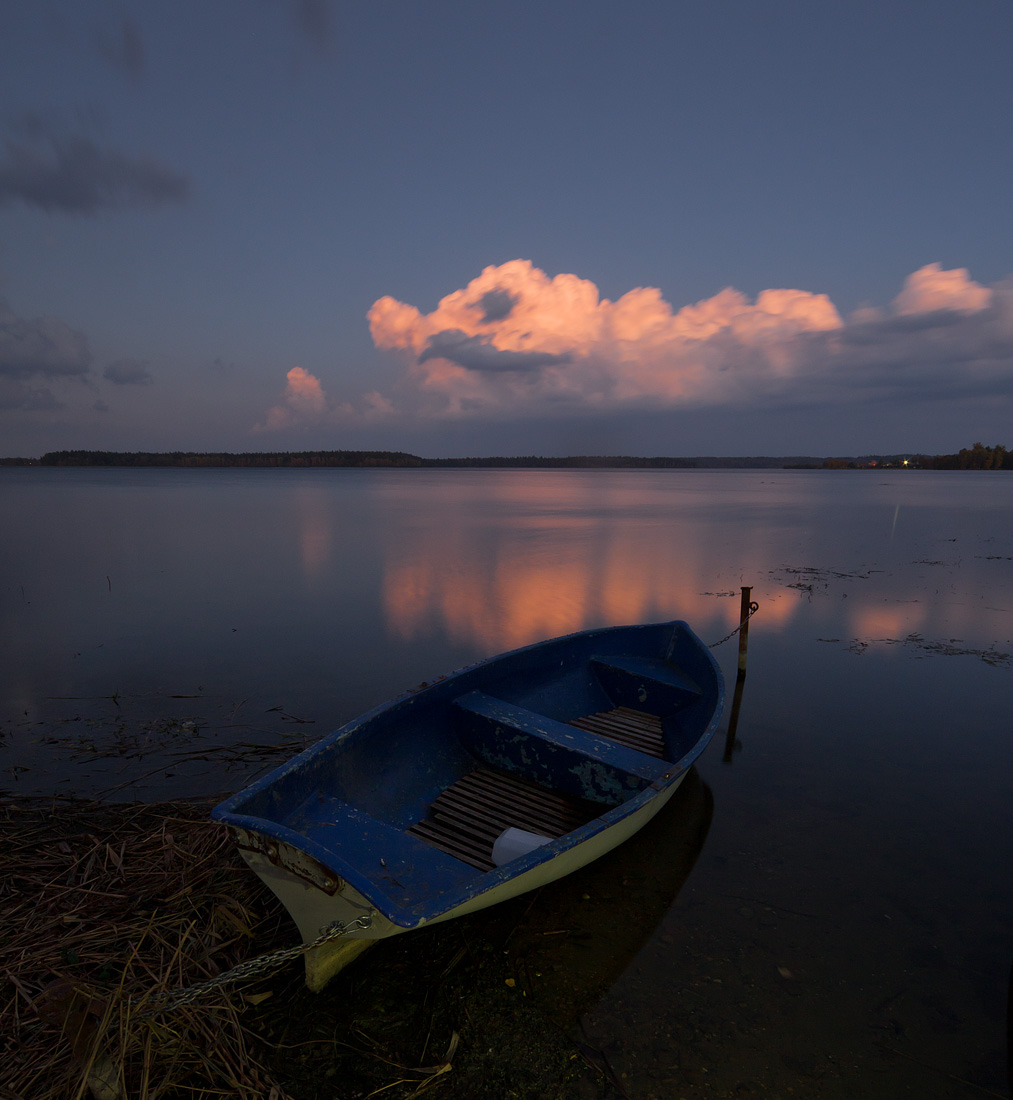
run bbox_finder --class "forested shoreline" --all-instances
[0,442,1008,469]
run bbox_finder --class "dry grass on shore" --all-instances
[0,796,294,1100]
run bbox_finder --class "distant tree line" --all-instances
[815,443,1011,470]
[1,445,1006,469]
[816,456,925,469]
[30,451,703,469]
[36,450,425,468]
[922,442,1012,470]
[420,455,696,468]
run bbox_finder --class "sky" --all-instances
[1,0,1011,459]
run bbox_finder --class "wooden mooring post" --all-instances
[724,585,755,763]
[737,585,753,674]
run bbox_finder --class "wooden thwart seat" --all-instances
[568,706,665,759]
[408,767,597,872]
[409,703,667,870]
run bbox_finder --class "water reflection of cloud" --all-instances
[384,524,1007,659]
[379,472,1012,656]
[383,519,751,652]
[849,604,926,639]
[748,592,799,630]
[296,488,332,580]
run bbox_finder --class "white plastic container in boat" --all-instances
[492,826,552,866]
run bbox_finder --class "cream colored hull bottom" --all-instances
[242,775,685,992]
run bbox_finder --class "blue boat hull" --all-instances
[213,620,724,989]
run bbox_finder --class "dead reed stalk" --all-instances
[0,796,294,1099]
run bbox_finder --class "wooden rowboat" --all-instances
[212,620,724,990]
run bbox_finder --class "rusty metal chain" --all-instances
[708,601,759,649]
[136,913,373,1017]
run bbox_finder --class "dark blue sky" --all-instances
[1,1,1010,456]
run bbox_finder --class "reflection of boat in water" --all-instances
[486,765,713,1020]
[212,621,723,990]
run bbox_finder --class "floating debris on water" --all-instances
[842,633,1010,666]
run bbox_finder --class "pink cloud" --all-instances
[369,261,605,360]
[333,390,396,419]
[256,366,397,432]
[283,366,326,415]
[256,366,326,431]
[892,263,991,316]
[367,261,1011,417]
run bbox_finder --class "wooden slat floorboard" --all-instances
[407,706,667,868]
[569,706,666,758]
[407,766,596,870]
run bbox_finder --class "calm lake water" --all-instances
[2,466,1011,1097]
